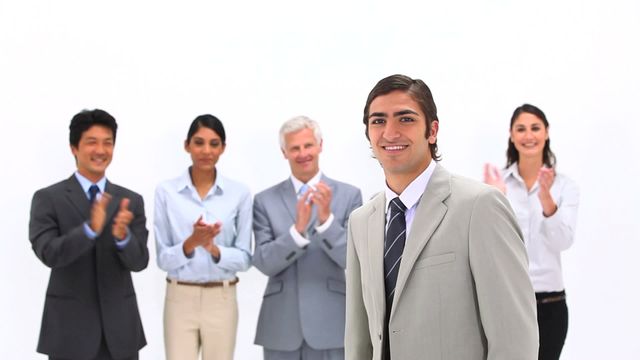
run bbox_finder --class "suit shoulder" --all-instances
[35,178,68,193]
[328,178,360,193]
[448,173,506,209]
[254,180,287,201]
[350,191,382,221]
[109,182,143,201]
[450,173,497,196]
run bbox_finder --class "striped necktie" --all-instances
[383,197,407,360]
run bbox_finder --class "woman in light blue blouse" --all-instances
[154,114,252,360]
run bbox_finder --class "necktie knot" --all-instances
[389,197,406,215]
[298,183,309,199]
[89,184,99,204]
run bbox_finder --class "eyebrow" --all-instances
[368,109,420,119]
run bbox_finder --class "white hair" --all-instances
[279,115,323,149]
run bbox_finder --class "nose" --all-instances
[382,121,401,141]
[95,143,106,154]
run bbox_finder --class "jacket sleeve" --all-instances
[29,189,95,268]
[313,188,363,269]
[115,192,149,272]
[345,214,374,360]
[251,193,308,277]
[469,188,539,360]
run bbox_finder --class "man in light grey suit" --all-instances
[253,116,363,360]
[345,75,539,360]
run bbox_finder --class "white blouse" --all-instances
[503,163,579,292]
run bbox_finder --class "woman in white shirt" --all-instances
[154,114,252,360]
[484,104,579,360]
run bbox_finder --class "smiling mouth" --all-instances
[382,145,408,151]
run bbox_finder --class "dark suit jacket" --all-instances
[29,175,149,359]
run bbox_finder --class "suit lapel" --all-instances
[65,175,91,218]
[391,165,451,317]
[104,181,120,224]
[367,193,387,321]
[278,180,298,223]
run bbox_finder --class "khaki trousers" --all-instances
[164,280,238,360]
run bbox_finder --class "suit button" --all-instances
[378,333,382,340]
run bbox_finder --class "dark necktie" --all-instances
[89,184,99,205]
[383,197,407,360]
[384,197,407,303]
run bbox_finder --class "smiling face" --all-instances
[281,127,322,183]
[509,112,548,161]
[70,125,114,183]
[185,126,225,172]
[367,90,438,184]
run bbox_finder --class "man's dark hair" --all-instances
[363,74,440,161]
[69,109,118,147]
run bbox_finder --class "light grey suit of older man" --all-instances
[253,116,362,360]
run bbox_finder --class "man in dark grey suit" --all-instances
[29,109,149,360]
[252,116,363,360]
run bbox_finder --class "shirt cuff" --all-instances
[315,213,334,234]
[114,229,131,250]
[289,225,311,248]
[212,245,223,264]
[83,222,98,240]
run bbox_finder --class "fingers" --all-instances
[483,163,492,182]
[119,198,130,211]
[96,192,112,210]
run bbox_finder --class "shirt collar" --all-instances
[290,171,323,194]
[74,172,107,196]
[177,167,224,196]
[504,162,524,182]
[385,160,437,213]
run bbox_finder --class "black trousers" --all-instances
[49,335,139,360]
[536,291,568,360]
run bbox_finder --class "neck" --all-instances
[384,160,431,195]
[517,156,543,180]
[190,167,216,190]
[294,170,319,184]
[77,169,104,184]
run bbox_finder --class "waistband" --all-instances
[535,290,566,304]
[166,277,239,288]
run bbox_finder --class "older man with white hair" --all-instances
[252,116,362,360]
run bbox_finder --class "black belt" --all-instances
[536,290,566,304]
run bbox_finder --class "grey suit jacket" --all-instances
[29,175,149,359]
[345,165,538,360]
[252,174,362,351]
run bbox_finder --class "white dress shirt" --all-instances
[154,168,252,282]
[503,163,579,292]
[384,160,437,238]
[288,171,335,248]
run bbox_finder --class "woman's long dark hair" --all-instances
[506,104,556,168]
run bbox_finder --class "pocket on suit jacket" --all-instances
[327,278,346,295]
[414,252,456,269]
[263,281,283,297]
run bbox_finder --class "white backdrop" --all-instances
[1,0,639,359]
